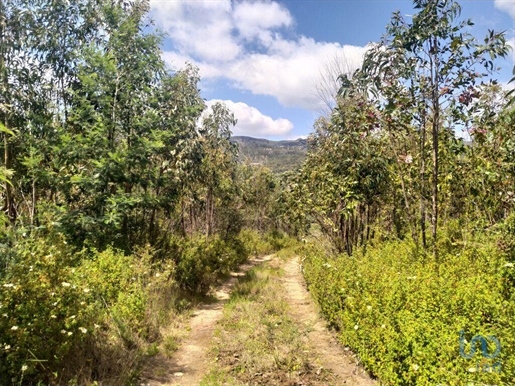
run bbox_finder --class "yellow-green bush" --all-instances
[0,235,95,384]
[238,228,297,257]
[174,235,247,294]
[0,236,175,385]
[301,235,515,385]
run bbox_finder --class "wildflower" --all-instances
[367,305,372,311]
[83,288,90,293]
[51,315,57,319]
[3,283,14,288]
[61,282,71,287]
[155,273,161,278]
[11,326,18,331]
[79,327,87,334]
[354,324,359,330]
[21,365,28,372]
[94,324,101,329]
[61,330,66,334]
[405,154,413,164]
[67,331,73,336]
[412,364,419,371]
[381,324,386,329]
[504,263,514,268]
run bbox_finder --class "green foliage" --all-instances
[0,235,93,384]
[301,235,515,385]
[174,236,247,294]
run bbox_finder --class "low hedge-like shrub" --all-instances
[301,235,515,385]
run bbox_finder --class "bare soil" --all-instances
[279,257,377,386]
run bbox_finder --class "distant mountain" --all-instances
[231,136,308,173]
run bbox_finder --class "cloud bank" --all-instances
[149,0,366,111]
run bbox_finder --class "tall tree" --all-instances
[356,0,508,253]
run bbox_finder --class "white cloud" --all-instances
[233,1,293,42]
[151,0,367,111]
[508,36,515,62]
[206,99,294,137]
[150,0,239,62]
[227,41,366,109]
[494,0,515,19]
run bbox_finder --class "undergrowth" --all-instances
[0,228,289,385]
[301,224,515,385]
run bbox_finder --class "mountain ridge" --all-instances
[231,135,308,173]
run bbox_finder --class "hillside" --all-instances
[232,136,308,173]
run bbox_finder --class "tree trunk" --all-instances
[431,35,440,257]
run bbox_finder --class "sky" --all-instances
[148,0,515,140]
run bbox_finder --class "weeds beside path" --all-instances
[141,255,273,386]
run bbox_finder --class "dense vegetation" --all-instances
[2,0,515,385]
[0,1,287,384]
[279,0,515,384]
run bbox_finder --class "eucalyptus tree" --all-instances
[198,103,239,238]
[297,93,390,254]
[353,0,509,251]
[0,0,100,226]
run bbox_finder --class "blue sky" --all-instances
[149,0,515,140]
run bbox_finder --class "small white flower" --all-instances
[69,315,76,319]
[412,364,419,371]
[79,327,87,334]
[67,331,73,336]
[94,324,101,329]
[21,365,28,372]
[4,344,11,350]
[405,154,413,164]
[467,367,477,373]
[354,324,359,330]
[61,282,71,287]
[11,326,18,331]
[367,306,372,311]
[83,288,90,293]
[504,263,514,268]
[3,283,14,288]
[51,315,57,319]
[61,330,66,334]
[155,273,160,278]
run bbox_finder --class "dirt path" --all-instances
[143,255,376,385]
[141,255,272,386]
[279,257,376,386]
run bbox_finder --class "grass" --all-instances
[199,260,338,386]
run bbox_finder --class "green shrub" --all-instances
[174,235,247,294]
[0,235,176,385]
[238,228,297,256]
[0,235,95,385]
[301,235,515,385]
